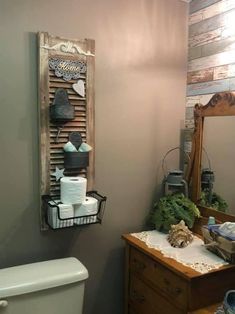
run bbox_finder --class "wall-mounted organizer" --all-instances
[42,191,106,230]
[38,32,106,230]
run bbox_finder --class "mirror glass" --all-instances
[201,116,235,215]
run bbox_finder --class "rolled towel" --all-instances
[48,200,74,229]
[78,142,92,152]
[63,141,78,152]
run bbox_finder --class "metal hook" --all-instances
[55,126,63,143]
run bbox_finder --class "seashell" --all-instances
[167,220,193,248]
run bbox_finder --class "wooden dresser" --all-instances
[123,233,235,314]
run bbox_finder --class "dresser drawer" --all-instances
[129,307,138,314]
[130,247,188,309]
[129,274,183,314]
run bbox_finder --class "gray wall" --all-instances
[0,0,187,313]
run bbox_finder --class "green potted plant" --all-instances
[200,189,228,213]
[150,193,200,233]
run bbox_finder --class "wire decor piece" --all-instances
[49,58,87,81]
[43,191,107,230]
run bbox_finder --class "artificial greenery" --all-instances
[200,189,228,213]
[150,193,200,233]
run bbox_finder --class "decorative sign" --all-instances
[49,58,86,81]
[73,79,85,97]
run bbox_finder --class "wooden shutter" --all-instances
[38,32,95,229]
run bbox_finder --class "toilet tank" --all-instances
[0,257,88,314]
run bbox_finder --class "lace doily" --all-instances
[132,230,228,274]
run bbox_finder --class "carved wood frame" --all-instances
[187,92,235,232]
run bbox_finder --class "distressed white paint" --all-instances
[185,106,195,120]
[189,0,235,25]
[189,38,235,61]
[189,11,204,25]
[190,0,221,14]
[186,94,214,107]
[189,28,222,48]
[188,50,235,72]
[187,77,235,96]
[186,0,235,127]
[189,25,235,48]
[188,63,235,83]
[189,9,235,38]
[213,63,235,80]
[72,80,85,97]
[187,79,229,96]
[42,42,95,56]
[185,119,195,129]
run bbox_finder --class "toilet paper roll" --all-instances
[61,176,87,204]
[74,197,98,225]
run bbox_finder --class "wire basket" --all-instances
[42,191,107,230]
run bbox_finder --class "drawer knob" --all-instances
[163,278,182,296]
[0,300,8,308]
[132,290,145,304]
[133,258,146,271]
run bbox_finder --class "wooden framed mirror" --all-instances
[188,92,235,229]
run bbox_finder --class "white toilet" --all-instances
[0,257,88,314]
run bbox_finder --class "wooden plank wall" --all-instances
[186,0,235,128]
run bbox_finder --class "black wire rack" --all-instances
[42,191,107,230]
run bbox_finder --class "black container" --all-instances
[50,105,74,122]
[64,152,89,169]
[50,89,75,123]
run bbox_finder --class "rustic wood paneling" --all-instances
[188,38,235,61]
[187,68,213,84]
[38,32,50,197]
[185,106,194,121]
[214,63,235,80]
[187,63,235,84]
[186,1,235,129]
[229,79,235,90]
[187,79,228,96]
[201,37,235,57]
[188,46,202,60]
[190,0,221,14]
[188,50,235,72]
[189,9,235,37]
[185,94,214,128]
[85,39,95,191]
[186,94,214,107]
[189,0,235,26]
[189,27,223,48]
[187,77,235,96]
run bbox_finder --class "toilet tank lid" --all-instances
[0,257,88,298]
